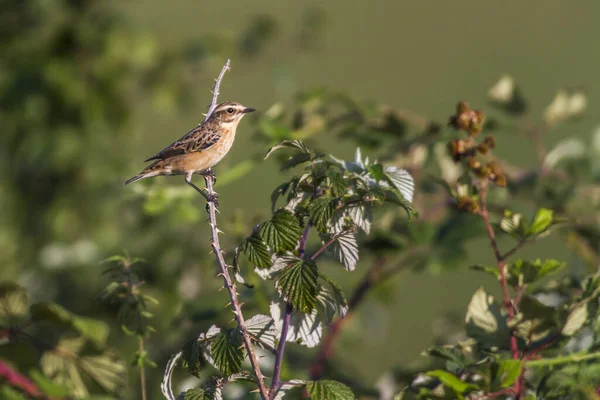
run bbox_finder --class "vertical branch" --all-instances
[139,339,147,400]
[270,223,311,398]
[201,60,270,400]
[478,182,520,363]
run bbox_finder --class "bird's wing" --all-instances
[144,125,222,162]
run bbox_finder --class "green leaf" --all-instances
[422,344,469,374]
[526,208,554,236]
[281,153,312,170]
[0,281,28,325]
[308,196,336,233]
[270,301,322,347]
[495,360,523,388]
[271,181,292,212]
[210,329,244,376]
[245,314,278,351]
[510,296,557,343]
[182,388,207,400]
[30,302,109,347]
[469,264,501,280]
[276,259,319,313]
[29,369,72,397]
[561,303,588,336]
[507,259,566,287]
[499,210,526,239]
[425,370,477,398]
[305,380,355,400]
[327,230,359,271]
[465,287,511,349]
[258,209,303,253]
[265,140,311,159]
[240,234,271,269]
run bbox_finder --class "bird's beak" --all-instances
[243,107,256,113]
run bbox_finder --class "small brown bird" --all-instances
[124,101,255,199]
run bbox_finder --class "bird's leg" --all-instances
[199,169,217,185]
[185,173,219,208]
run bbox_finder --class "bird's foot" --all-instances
[204,192,219,211]
[200,169,217,185]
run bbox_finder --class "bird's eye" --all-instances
[227,108,234,114]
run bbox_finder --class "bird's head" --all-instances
[209,102,255,126]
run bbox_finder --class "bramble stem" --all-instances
[199,60,269,400]
[204,174,269,399]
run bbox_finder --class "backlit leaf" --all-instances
[465,287,511,349]
[495,360,523,388]
[245,314,278,351]
[383,166,414,203]
[327,230,359,271]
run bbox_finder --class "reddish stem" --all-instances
[478,184,519,359]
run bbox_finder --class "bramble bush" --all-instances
[1,12,600,399]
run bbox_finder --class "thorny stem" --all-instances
[200,60,269,400]
[478,181,523,397]
[271,223,312,398]
[204,174,269,400]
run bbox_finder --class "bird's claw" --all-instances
[205,193,219,211]
[201,169,217,185]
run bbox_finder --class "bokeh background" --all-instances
[2,1,599,398]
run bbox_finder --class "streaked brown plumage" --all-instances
[124,102,255,188]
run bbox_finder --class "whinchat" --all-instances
[124,101,255,200]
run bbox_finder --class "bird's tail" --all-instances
[123,172,158,185]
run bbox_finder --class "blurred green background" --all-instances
[2,0,599,398]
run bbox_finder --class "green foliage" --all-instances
[259,209,304,253]
[424,370,478,399]
[305,380,355,400]
[30,302,109,347]
[240,234,272,269]
[210,329,244,377]
[308,196,337,233]
[277,259,320,313]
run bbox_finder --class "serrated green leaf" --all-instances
[258,209,303,253]
[0,281,28,325]
[327,231,359,271]
[507,259,566,287]
[327,170,347,197]
[465,287,511,349]
[240,234,271,269]
[30,303,109,347]
[306,380,355,400]
[425,370,477,398]
[496,359,523,388]
[276,259,319,313]
[526,208,554,237]
[347,203,372,234]
[367,164,385,182]
[210,329,243,376]
[182,388,206,400]
[561,303,588,336]
[308,196,336,233]
[265,140,311,159]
